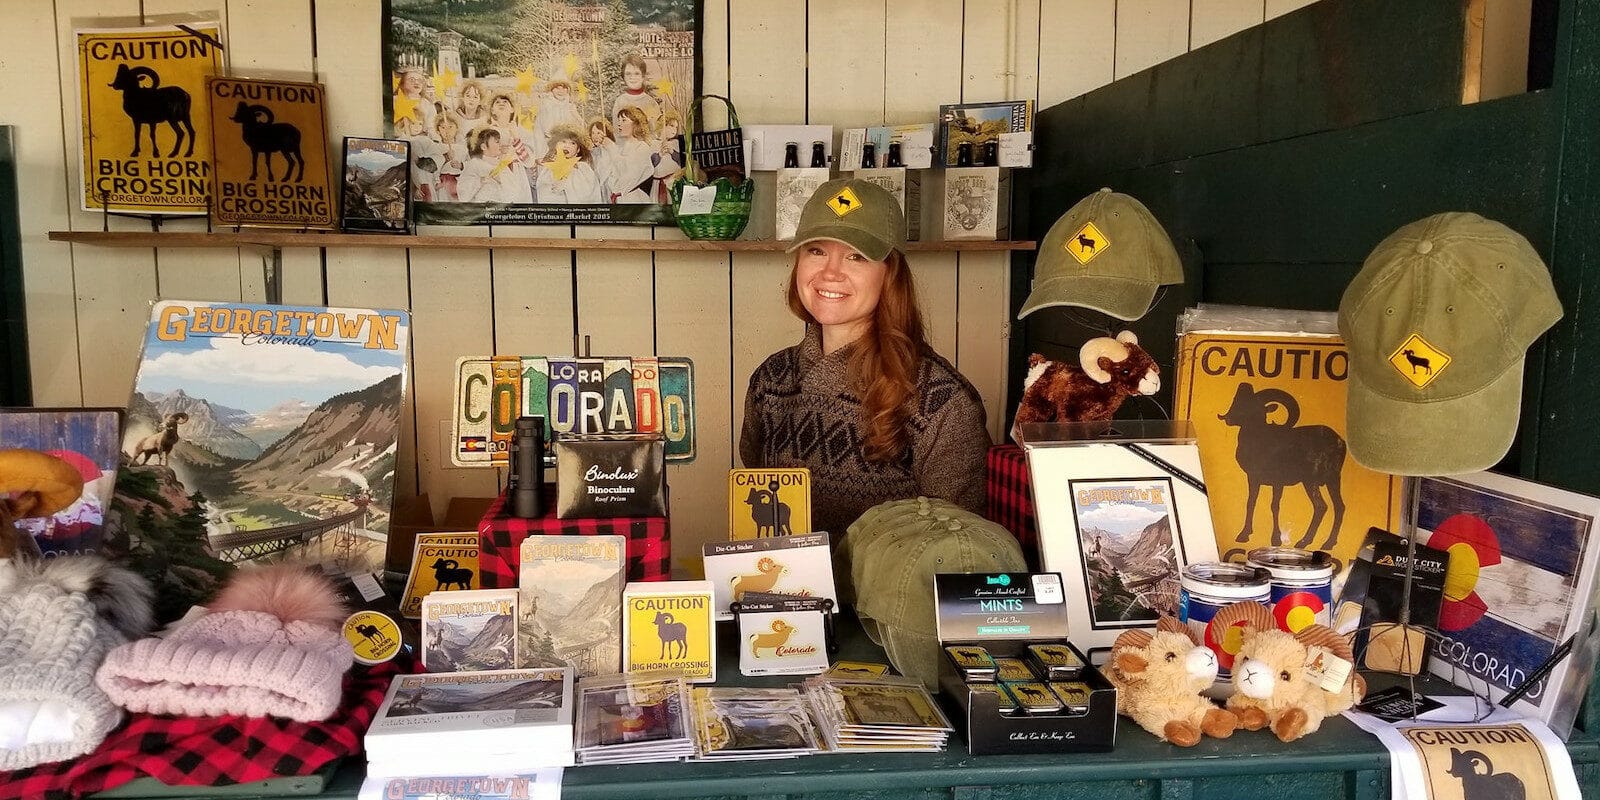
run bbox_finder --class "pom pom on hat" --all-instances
[97,565,354,722]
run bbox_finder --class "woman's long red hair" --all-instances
[787,250,924,463]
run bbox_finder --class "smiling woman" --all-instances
[739,179,991,537]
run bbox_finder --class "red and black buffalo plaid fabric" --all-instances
[986,444,1040,568]
[478,488,670,588]
[0,659,405,800]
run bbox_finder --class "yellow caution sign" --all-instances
[400,531,480,618]
[76,23,224,214]
[207,77,335,228]
[1388,333,1451,389]
[728,468,812,539]
[343,610,403,665]
[827,187,863,217]
[1065,221,1110,264]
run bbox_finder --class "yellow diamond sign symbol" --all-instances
[1388,333,1451,388]
[827,187,862,217]
[1065,221,1110,265]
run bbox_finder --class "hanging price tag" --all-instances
[678,184,718,216]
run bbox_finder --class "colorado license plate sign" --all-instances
[452,355,694,466]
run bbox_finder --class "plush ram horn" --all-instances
[1156,615,1198,644]
[1294,624,1356,663]
[1078,336,1130,384]
[1209,600,1276,637]
[1115,330,1139,345]
[1112,628,1154,652]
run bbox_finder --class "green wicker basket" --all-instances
[670,95,753,240]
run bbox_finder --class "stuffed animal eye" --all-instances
[1165,652,1177,662]
[1279,671,1291,682]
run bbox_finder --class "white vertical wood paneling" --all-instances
[1265,0,1320,21]
[57,0,158,408]
[729,0,807,467]
[226,0,322,304]
[1115,0,1190,78]
[958,1,1019,445]
[574,226,654,355]
[1189,0,1265,49]
[654,1,732,575]
[1480,0,1531,101]
[141,1,243,305]
[1037,0,1116,107]
[6,0,81,404]
[808,0,887,130]
[408,226,498,502]
[316,0,418,500]
[888,0,962,363]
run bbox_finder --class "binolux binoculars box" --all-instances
[554,434,667,519]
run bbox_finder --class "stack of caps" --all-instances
[800,675,951,752]
[844,497,1027,689]
[689,687,822,761]
[574,673,696,765]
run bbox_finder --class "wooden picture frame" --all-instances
[340,136,412,233]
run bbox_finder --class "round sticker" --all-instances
[343,610,402,665]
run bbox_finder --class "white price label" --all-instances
[1032,574,1064,604]
[349,571,386,602]
[998,131,1033,168]
[677,184,718,216]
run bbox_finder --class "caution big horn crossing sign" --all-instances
[728,468,812,540]
[76,23,224,214]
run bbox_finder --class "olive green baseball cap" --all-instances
[848,498,1026,689]
[1018,188,1183,321]
[1337,212,1562,476]
[787,177,906,262]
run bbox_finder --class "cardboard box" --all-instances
[776,167,832,240]
[854,167,921,241]
[934,572,1116,754]
[925,166,1010,241]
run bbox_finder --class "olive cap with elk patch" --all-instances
[787,178,907,262]
[1019,188,1184,321]
[1337,212,1562,476]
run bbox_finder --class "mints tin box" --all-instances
[934,572,1116,754]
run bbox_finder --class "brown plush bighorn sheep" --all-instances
[131,412,188,466]
[1010,331,1160,440]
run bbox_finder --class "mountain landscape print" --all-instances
[113,301,409,612]
[1070,478,1184,627]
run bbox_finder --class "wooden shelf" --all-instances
[47,230,1036,252]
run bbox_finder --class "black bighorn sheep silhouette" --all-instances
[1402,349,1433,375]
[744,484,793,537]
[431,558,473,590]
[229,102,304,182]
[1076,233,1098,253]
[130,412,189,466]
[1446,748,1526,800]
[108,64,195,158]
[1219,383,1347,550]
[653,612,688,659]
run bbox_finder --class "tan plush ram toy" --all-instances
[0,448,86,561]
[1105,616,1238,746]
[1222,601,1366,742]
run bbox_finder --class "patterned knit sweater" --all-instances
[739,326,991,536]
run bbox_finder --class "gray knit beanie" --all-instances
[0,556,154,770]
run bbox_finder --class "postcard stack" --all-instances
[365,668,576,776]
[421,588,519,672]
[574,673,697,765]
[690,687,822,761]
[802,676,952,753]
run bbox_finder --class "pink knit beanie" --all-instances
[96,564,353,722]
